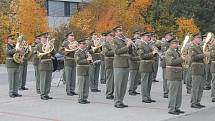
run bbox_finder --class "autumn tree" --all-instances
[70,0,153,38]
[11,0,49,44]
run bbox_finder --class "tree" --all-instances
[147,0,177,38]
[171,0,215,33]
[70,0,153,38]
[11,0,48,43]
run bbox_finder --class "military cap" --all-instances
[77,37,87,44]
[169,37,178,44]
[101,32,107,36]
[7,34,16,40]
[141,31,151,36]
[164,31,173,35]
[65,32,74,37]
[202,33,207,38]
[36,32,49,38]
[192,32,202,38]
[89,31,96,36]
[113,25,123,31]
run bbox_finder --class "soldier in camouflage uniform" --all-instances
[74,38,91,104]
[160,32,174,98]
[165,39,185,115]
[62,32,78,96]
[6,34,22,98]
[189,33,209,108]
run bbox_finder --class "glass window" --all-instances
[48,1,65,17]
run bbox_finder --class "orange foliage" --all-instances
[176,17,199,39]
[70,0,152,37]
[11,0,48,44]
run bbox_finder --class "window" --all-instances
[48,0,79,17]
[48,1,65,17]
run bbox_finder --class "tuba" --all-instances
[203,32,214,64]
[181,33,192,68]
[13,35,30,63]
[37,36,55,59]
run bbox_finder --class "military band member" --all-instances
[19,36,31,90]
[210,37,215,102]
[62,32,78,96]
[189,33,209,108]
[185,42,193,94]
[150,33,159,82]
[112,26,132,108]
[102,31,115,99]
[32,35,41,94]
[128,30,140,96]
[138,32,156,103]
[87,32,101,92]
[203,34,212,90]
[160,32,174,98]
[37,32,55,100]
[6,34,22,98]
[74,38,91,104]
[99,33,106,84]
[165,39,185,115]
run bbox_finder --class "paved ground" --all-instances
[0,63,215,121]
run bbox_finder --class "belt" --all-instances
[140,60,154,62]
[166,66,182,69]
[65,57,75,60]
[115,54,129,56]
[41,59,51,62]
[6,57,13,60]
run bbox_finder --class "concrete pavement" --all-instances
[0,64,215,121]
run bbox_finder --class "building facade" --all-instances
[46,0,89,28]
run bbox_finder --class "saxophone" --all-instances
[203,32,214,64]
[181,33,192,68]
[37,37,55,59]
[13,35,30,63]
